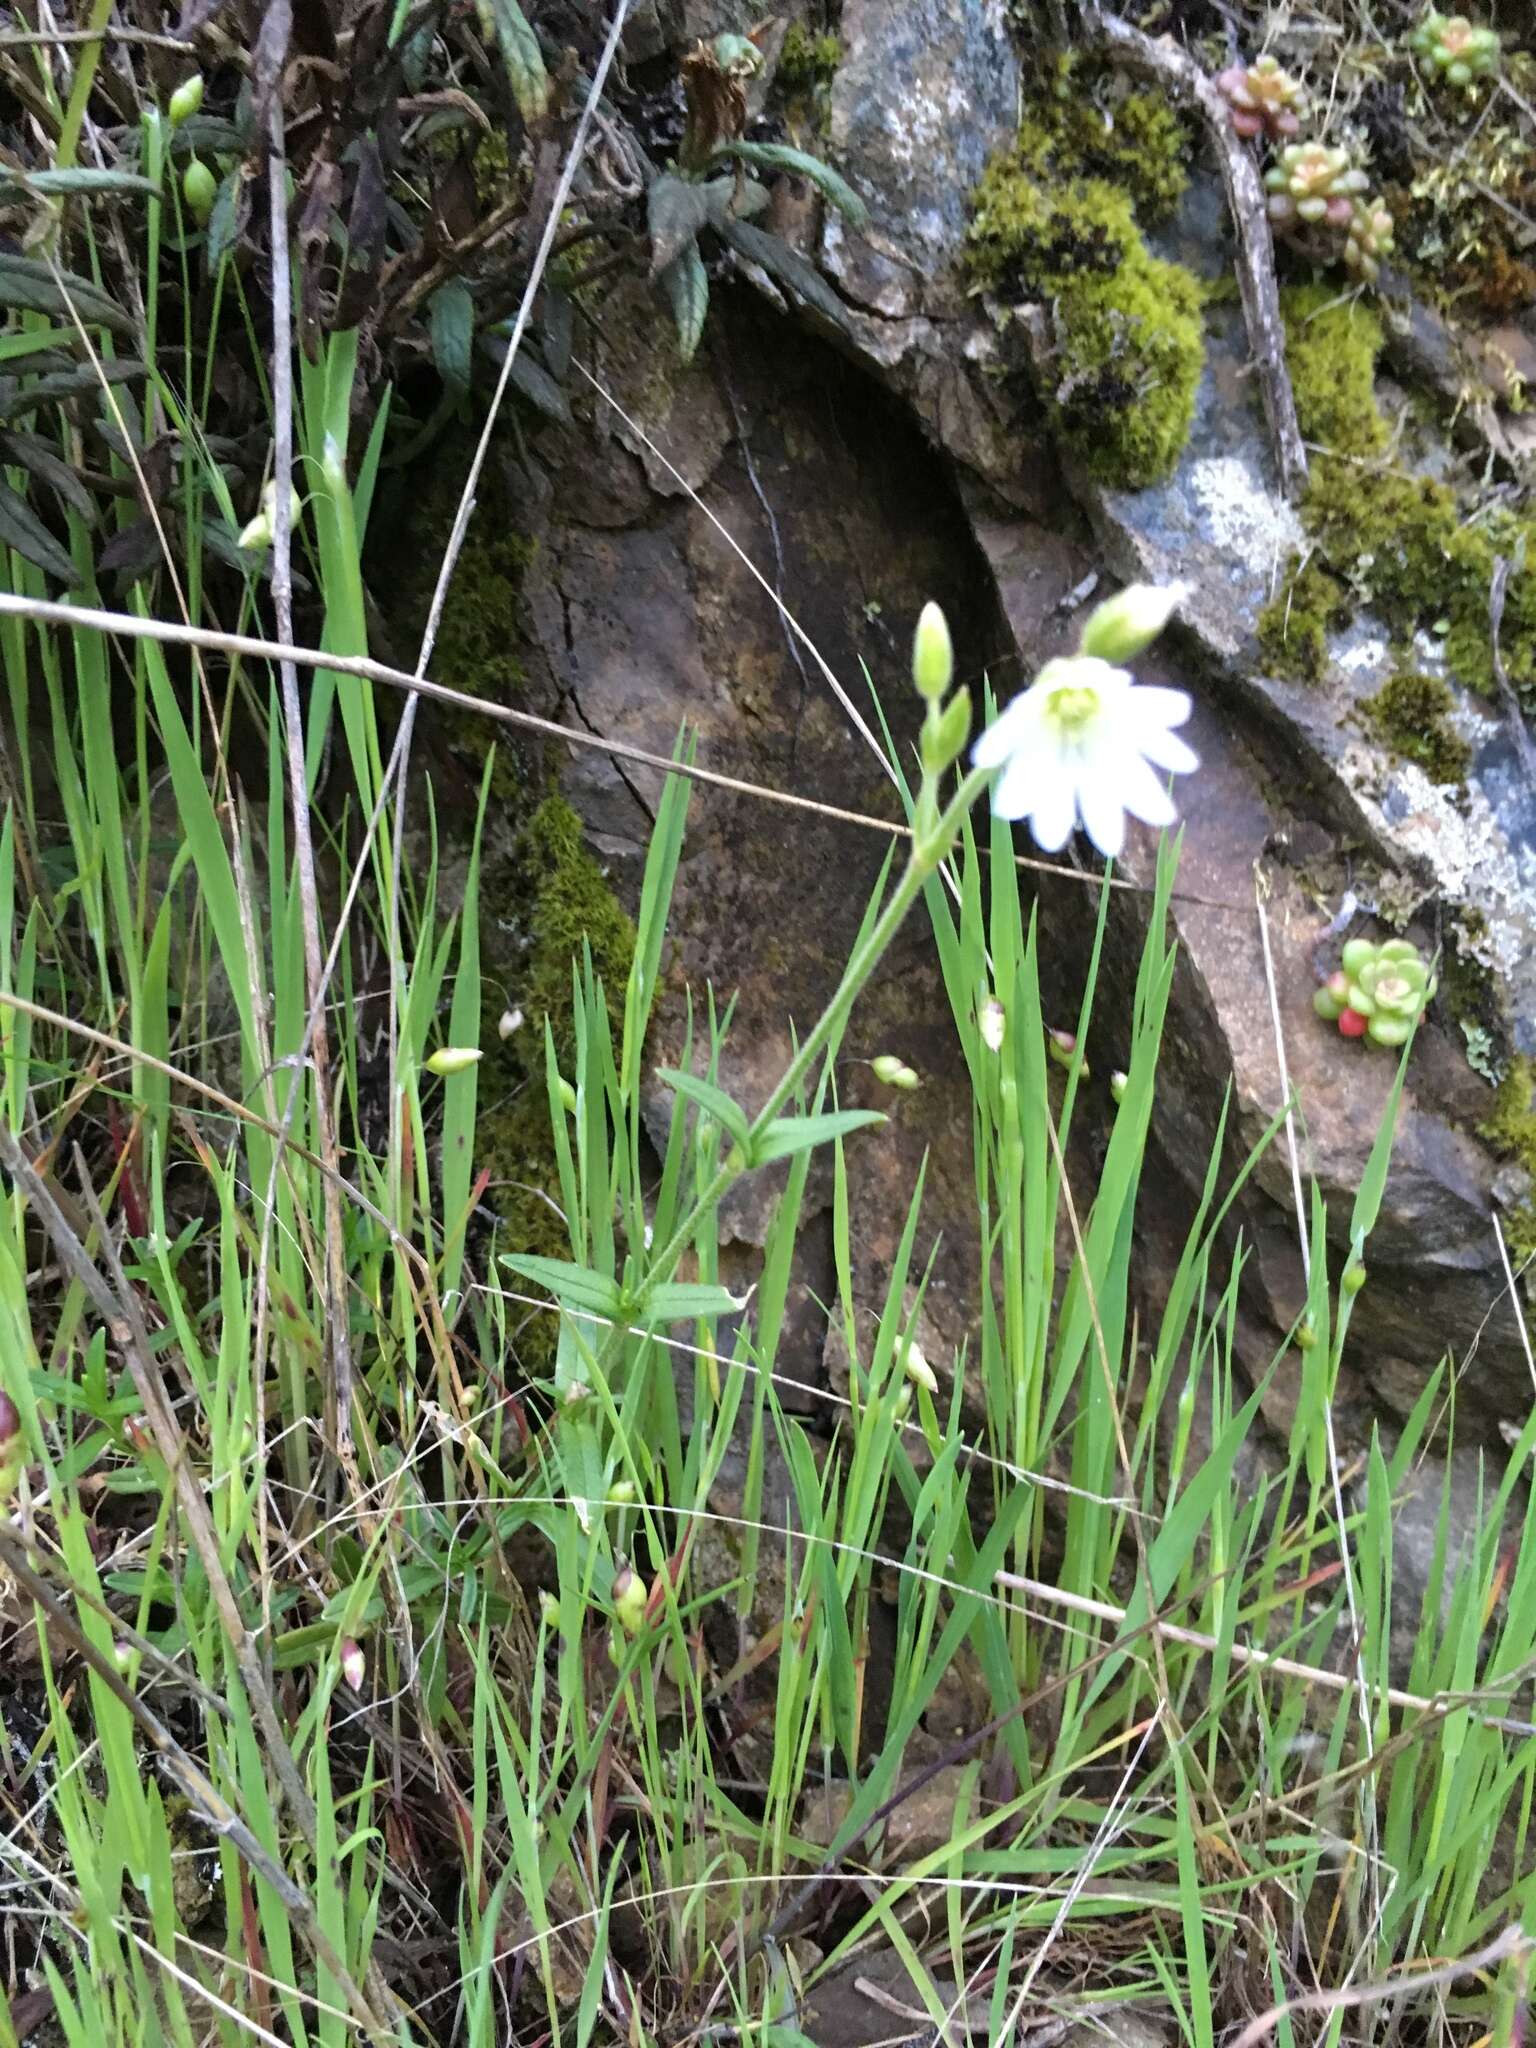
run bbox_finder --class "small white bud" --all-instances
[978,996,1005,1052]
[1078,582,1187,664]
[537,1589,561,1629]
[871,1054,920,1090]
[339,1638,366,1692]
[902,1341,938,1394]
[425,1044,482,1076]
[1109,1070,1128,1103]
[498,1006,524,1040]
[912,601,954,701]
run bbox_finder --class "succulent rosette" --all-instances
[1216,54,1307,142]
[1409,10,1501,88]
[1313,938,1436,1047]
[1265,142,1369,227]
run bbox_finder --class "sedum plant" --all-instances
[1408,9,1502,88]
[1344,196,1396,280]
[646,32,868,360]
[1216,54,1307,142]
[1314,936,1437,1047]
[1265,141,1369,227]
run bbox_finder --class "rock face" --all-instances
[470,4,1534,1489]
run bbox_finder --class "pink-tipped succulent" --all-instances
[1344,196,1396,281]
[1265,142,1370,227]
[1216,54,1307,142]
[1408,9,1501,88]
[1314,938,1436,1047]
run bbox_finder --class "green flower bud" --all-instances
[892,1382,913,1421]
[182,157,216,223]
[1046,1028,1085,1073]
[1109,1070,1128,1103]
[557,1076,578,1114]
[608,1477,637,1504]
[920,686,972,774]
[1342,1261,1367,1295]
[425,1044,482,1076]
[871,1054,919,1090]
[901,1341,938,1394]
[1295,1318,1318,1351]
[168,74,204,125]
[612,1561,648,1636]
[911,601,954,702]
[1078,582,1187,664]
[537,1589,561,1629]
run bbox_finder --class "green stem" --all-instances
[55,0,117,171]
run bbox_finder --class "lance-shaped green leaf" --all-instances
[500,1254,622,1320]
[710,140,869,227]
[475,0,548,123]
[0,166,162,199]
[639,1282,749,1325]
[750,1108,886,1165]
[655,1066,751,1150]
[429,278,474,399]
[0,253,136,334]
[658,240,709,361]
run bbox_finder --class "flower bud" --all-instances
[608,1477,636,1504]
[892,1382,913,1421]
[113,1642,141,1682]
[1078,582,1187,664]
[1337,1008,1369,1040]
[978,996,1005,1052]
[425,1044,482,1076]
[1342,1261,1367,1296]
[557,1076,578,1115]
[1046,1028,1084,1072]
[498,1006,523,1039]
[912,601,954,702]
[920,686,972,774]
[1109,1070,1128,1103]
[168,74,204,125]
[339,1638,366,1692]
[182,158,216,223]
[0,1389,20,1502]
[612,1561,648,1636]
[237,479,302,552]
[537,1589,561,1629]
[562,1380,590,1409]
[871,1054,919,1090]
[1295,1318,1318,1351]
[902,1341,938,1394]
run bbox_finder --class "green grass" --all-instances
[0,35,1535,2048]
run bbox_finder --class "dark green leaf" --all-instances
[751,1109,886,1165]
[711,140,869,228]
[719,220,849,331]
[657,241,709,362]
[206,169,248,274]
[508,349,571,423]
[96,518,162,582]
[0,358,146,419]
[0,479,77,582]
[429,279,475,400]
[647,172,711,278]
[0,167,161,199]
[475,0,549,123]
[655,1066,750,1149]
[0,254,135,335]
[0,429,94,519]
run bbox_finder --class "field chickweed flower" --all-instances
[970,585,1196,859]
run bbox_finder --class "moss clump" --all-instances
[475,798,636,1366]
[1481,1056,1536,1261]
[1013,53,1193,223]
[1257,556,1350,682]
[1360,670,1472,785]
[1268,284,1536,706]
[966,157,1204,489]
[777,23,841,93]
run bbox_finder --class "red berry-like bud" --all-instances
[1338,1008,1369,1039]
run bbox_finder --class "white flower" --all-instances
[971,655,1198,859]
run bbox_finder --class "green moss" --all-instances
[1264,285,1536,707]
[474,798,636,1366]
[1481,1056,1536,1262]
[777,23,841,92]
[966,156,1204,489]
[1257,557,1350,682]
[1013,53,1192,223]
[1359,671,1472,785]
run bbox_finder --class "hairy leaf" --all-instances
[429,279,475,400]
[658,241,709,362]
[647,172,711,279]
[711,141,869,228]
[0,480,77,582]
[719,220,849,330]
[0,255,136,335]
[475,0,549,123]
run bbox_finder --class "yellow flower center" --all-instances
[1047,683,1100,735]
